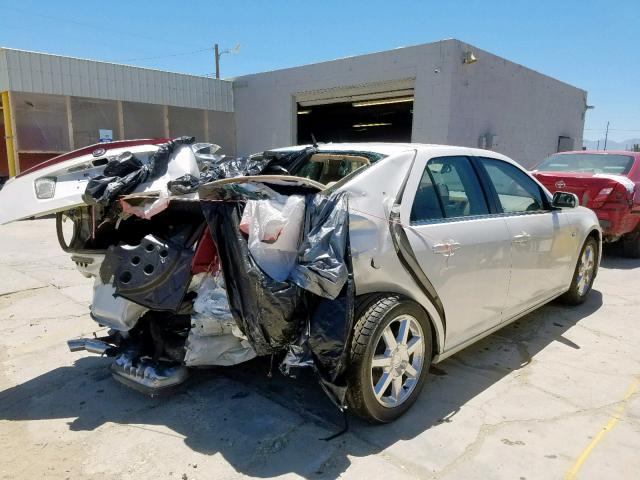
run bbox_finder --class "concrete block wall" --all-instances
[445,40,586,168]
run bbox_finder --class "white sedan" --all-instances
[324,144,601,422]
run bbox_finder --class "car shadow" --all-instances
[600,242,640,270]
[0,290,603,479]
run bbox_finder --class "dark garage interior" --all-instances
[296,96,413,145]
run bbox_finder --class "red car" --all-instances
[532,150,640,257]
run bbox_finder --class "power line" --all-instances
[4,6,203,49]
[584,128,640,132]
[112,48,212,63]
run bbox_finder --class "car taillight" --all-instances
[593,184,632,208]
[34,176,57,199]
[591,187,613,207]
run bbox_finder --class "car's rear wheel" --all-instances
[621,230,640,258]
[561,236,598,305]
[346,295,432,423]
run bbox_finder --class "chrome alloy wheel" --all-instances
[370,314,425,408]
[576,244,596,296]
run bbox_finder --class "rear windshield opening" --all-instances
[295,153,371,186]
[535,153,634,175]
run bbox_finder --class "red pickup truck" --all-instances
[532,150,640,257]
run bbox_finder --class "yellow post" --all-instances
[1,91,17,177]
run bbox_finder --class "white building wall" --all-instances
[445,41,587,168]
[233,41,459,155]
[233,39,586,167]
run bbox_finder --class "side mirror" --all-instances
[552,191,578,209]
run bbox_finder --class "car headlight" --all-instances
[34,177,57,199]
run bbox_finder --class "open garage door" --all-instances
[296,79,414,144]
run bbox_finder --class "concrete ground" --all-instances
[0,218,638,480]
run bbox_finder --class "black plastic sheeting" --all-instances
[168,146,317,195]
[199,181,354,403]
[280,276,355,405]
[83,136,195,206]
[201,201,305,355]
[290,194,350,299]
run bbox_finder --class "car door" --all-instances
[476,157,574,319]
[401,154,512,350]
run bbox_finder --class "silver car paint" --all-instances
[340,145,601,361]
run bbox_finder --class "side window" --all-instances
[479,158,546,213]
[410,156,489,222]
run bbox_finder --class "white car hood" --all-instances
[0,144,200,225]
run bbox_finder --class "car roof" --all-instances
[552,150,640,157]
[267,142,514,162]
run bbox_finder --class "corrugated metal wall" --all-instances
[0,48,233,112]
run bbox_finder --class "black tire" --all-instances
[346,295,432,423]
[561,236,598,305]
[621,230,640,258]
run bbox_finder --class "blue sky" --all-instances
[1,0,638,142]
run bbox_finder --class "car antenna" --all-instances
[310,133,318,148]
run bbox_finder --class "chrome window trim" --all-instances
[409,208,552,227]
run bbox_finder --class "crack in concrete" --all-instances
[432,392,640,478]
[0,285,50,299]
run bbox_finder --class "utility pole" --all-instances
[214,44,220,79]
[603,121,610,150]
[213,43,240,79]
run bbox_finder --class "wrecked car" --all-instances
[532,150,640,258]
[0,139,601,423]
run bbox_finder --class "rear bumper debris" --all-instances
[111,351,190,395]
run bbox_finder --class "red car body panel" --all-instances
[532,150,640,240]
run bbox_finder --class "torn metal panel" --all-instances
[101,233,194,312]
[91,278,148,331]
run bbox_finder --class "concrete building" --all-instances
[1,39,587,178]
[234,39,587,167]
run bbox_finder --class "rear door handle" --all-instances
[432,240,461,256]
[512,232,531,244]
